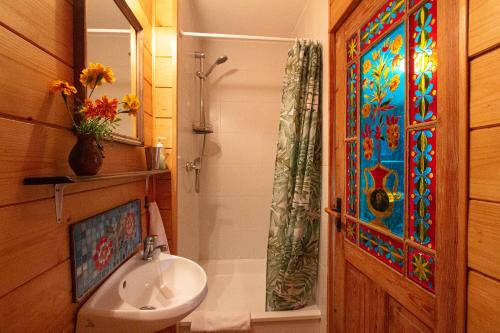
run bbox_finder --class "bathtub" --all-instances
[179,259,321,333]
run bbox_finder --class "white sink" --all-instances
[76,253,208,333]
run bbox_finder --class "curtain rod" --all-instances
[87,28,131,34]
[180,30,297,43]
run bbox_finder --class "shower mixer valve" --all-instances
[185,157,202,172]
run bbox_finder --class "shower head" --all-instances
[203,55,228,78]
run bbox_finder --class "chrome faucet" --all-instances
[142,235,168,261]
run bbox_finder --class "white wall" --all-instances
[198,40,290,260]
[177,0,202,261]
[292,1,330,332]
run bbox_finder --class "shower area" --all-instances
[176,1,329,332]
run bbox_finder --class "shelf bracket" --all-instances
[54,184,66,224]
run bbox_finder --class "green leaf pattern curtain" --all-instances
[266,40,322,311]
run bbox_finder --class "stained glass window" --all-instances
[344,0,437,293]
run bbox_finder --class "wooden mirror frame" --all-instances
[74,0,145,146]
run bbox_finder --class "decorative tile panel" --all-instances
[360,0,406,51]
[408,247,435,292]
[409,0,438,124]
[409,128,436,248]
[347,33,359,62]
[70,200,142,301]
[359,225,404,273]
[346,140,358,217]
[346,218,358,244]
[360,23,406,238]
[346,63,358,138]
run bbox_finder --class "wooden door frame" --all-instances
[325,0,469,332]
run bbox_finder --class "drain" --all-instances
[140,306,156,310]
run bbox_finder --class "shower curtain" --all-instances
[266,40,322,311]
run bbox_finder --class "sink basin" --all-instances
[76,253,208,333]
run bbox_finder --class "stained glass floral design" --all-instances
[409,0,437,124]
[408,247,435,292]
[347,63,358,138]
[346,141,357,216]
[360,0,405,50]
[346,218,358,244]
[347,33,359,62]
[359,225,404,272]
[409,128,436,248]
[360,24,406,237]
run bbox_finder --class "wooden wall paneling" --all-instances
[468,200,500,280]
[0,26,73,128]
[387,297,432,333]
[138,0,153,24]
[144,112,154,146]
[155,57,174,87]
[144,80,153,116]
[469,126,500,202]
[0,261,76,333]
[0,0,74,65]
[155,0,174,27]
[467,271,500,332]
[156,27,175,56]
[469,0,500,57]
[0,181,147,298]
[156,176,172,210]
[155,118,173,148]
[470,47,500,129]
[144,47,153,85]
[155,88,173,118]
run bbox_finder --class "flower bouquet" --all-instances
[51,63,140,175]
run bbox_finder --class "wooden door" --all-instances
[326,0,467,332]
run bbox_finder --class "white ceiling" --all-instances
[185,0,309,37]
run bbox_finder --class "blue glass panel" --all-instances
[359,23,406,237]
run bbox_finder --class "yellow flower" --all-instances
[348,39,357,59]
[372,50,380,61]
[50,80,77,96]
[362,103,371,118]
[389,74,401,91]
[363,59,372,74]
[122,94,140,112]
[391,35,403,54]
[102,66,115,84]
[79,63,115,87]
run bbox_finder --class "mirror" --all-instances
[74,0,144,145]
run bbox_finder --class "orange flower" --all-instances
[80,99,97,118]
[362,103,371,118]
[50,80,77,96]
[391,35,403,54]
[362,124,374,160]
[389,75,400,91]
[386,115,400,150]
[95,96,119,120]
[122,94,140,113]
[363,59,372,74]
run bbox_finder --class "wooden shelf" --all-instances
[24,170,169,223]
[24,169,169,185]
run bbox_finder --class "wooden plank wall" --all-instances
[467,0,500,331]
[154,0,177,253]
[0,0,162,331]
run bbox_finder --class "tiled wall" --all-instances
[292,1,330,332]
[198,40,289,260]
[177,0,202,261]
